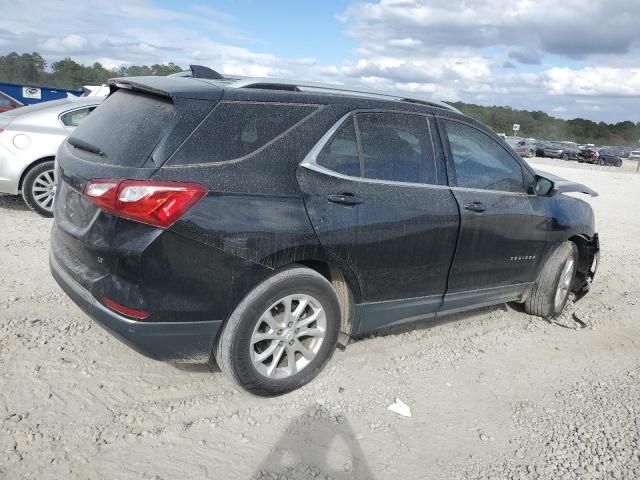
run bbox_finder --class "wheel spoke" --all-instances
[293,340,314,360]
[285,345,297,375]
[266,344,286,377]
[282,296,294,325]
[259,310,279,330]
[291,297,309,321]
[251,331,278,343]
[34,192,49,200]
[296,327,325,339]
[253,341,278,363]
[297,310,322,328]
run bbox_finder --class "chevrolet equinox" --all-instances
[50,68,600,396]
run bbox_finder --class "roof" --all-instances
[165,65,461,113]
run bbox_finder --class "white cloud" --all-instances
[0,0,639,121]
[40,34,88,53]
[544,67,640,96]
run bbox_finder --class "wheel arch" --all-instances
[18,155,55,192]
[568,233,598,293]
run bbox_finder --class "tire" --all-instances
[598,159,605,166]
[525,242,578,319]
[561,153,569,161]
[21,160,55,218]
[527,149,534,158]
[214,266,341,396]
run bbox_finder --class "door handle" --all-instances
[464,201,486,213]
[327,193,363,206]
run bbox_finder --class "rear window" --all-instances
[68,90,176,166]
[168,102,318,165]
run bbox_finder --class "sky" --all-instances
[0,0,639,123]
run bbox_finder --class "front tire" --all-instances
[525,242,577,319]
[21,161,55,218]
[214,266,341,396]
[527,149,534,158]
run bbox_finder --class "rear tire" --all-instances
[21,161,55,218]
[214,266,341,396]
[562,153,569,161]
[525,242,577,319]
[527,149,534,158]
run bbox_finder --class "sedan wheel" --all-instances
[21,160,56,218]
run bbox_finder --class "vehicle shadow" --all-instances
[253,406,376,480]
[0,194,29,212]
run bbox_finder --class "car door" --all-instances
[437,118,547,309]
[296,111,460,330]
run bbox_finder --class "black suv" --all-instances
[50,71,600,396]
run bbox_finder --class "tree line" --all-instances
[449,101,640,147]
[1,51,638,147]
[0,52,182,89]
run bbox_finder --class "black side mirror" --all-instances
[535,176,555,196]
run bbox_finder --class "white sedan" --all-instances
[0,96,104,216]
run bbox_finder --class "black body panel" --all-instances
[49,76,599,362]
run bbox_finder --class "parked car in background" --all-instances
[543,141,564,159]
[630,150,640,160]
[596,148,624,167]
[533,140,545,157]
[0,96,104,216]
[559,142,579,160]
[578,147,600,164]
[0,91,21,113]
[505,137,535,158]
[50,70,599,395]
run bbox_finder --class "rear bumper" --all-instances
[50,250,222,363]
[0,145,23,195]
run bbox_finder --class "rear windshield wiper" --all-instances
[68,137,105,157]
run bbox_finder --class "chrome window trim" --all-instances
[300,110,444,189]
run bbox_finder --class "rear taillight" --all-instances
[102,296,150,320]
[83,179,207,228]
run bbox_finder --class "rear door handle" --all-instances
[327,193,363,206]
[464,201,486,213]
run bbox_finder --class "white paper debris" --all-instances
[387,398,411,417]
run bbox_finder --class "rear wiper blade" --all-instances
[68,137,105,157]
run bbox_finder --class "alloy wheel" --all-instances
[554,257,574,311]
[250,294,327,379]
[31,169,55,213]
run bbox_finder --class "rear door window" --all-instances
[443,120,525,193]
[356,112,437,184]
[68,90,176,166]
[169,102,318,165]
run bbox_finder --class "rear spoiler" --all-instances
[108,76,222,102]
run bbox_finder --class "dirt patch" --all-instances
[1,163,639,479]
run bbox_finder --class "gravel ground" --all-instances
[1,160,639,479]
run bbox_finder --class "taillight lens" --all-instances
[102,296,150,320]
[83,179,207,228]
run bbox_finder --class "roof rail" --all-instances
[229,77,460,113]
[170,65,460,113]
